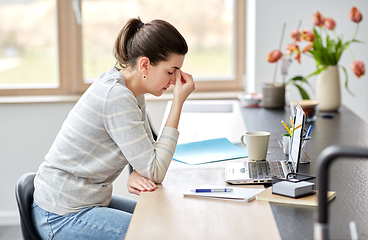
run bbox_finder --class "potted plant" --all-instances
[305,7,365,111]
[265,23,315,108]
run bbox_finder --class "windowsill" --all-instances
[0,95,81,104]
[0,91,244,104]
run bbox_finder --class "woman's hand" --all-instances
[165,69,195,129]
[127,170,157,195]
[173,69,195,105]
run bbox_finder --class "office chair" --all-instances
[315,145,368,240]
[15,172,41,240]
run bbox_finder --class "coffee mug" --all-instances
[240,131,270,161]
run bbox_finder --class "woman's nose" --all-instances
[169,76,176,85]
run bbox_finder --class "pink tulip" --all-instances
[290,29,302,41]
[301,29,315,42]
[349,7,363,23]
[286,43,301,63]
[267,50,282,63]
[302,43,313,53]
[351,60,365,78]
[313,12,325,27]
[324,18,336,30]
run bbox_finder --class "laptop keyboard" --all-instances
[248,161,285,179]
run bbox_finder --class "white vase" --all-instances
[316,65,341,112]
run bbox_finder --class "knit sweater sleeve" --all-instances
[103,84,179,183]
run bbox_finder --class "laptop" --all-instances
[225,103,306,184]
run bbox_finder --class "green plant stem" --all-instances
[352,23,360,41]
[348,23,360,60]
[348,47,356,60]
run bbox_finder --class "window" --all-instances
[0,0,245,96]
[0,0,59,93]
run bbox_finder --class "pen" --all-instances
[294,124,302,130]
[305,125,312,138]
[192,188,233,193]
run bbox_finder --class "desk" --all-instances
[126,100,368,240]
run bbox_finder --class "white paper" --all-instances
[184,184,265,202]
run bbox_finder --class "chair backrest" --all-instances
[15,172,41,240]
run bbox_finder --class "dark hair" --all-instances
[114,17,188,70]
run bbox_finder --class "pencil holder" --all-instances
[282,135,291,155]
[300,137,311,164]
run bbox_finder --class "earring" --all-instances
[143,75,146,78]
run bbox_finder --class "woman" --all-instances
[31,17,195,240]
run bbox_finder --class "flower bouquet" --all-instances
[307,7,365,95]
[267,6,365,100]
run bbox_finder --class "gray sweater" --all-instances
[34,67,179,215]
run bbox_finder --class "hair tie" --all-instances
[137,22,145,30]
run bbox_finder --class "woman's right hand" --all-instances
[173,69,195,105]
[164,69,195,129]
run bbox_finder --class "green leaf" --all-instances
[290,75,304,81]
[351,39,364,44]
[291,82,310,100]
[305,66,327,80]
[341,65,355,96]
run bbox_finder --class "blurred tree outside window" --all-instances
[82,0,235,83]
[0,0,244,96]
[0,0,59,88]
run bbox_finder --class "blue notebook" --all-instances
[173,138,248,165]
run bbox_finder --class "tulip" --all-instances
[267,50,282,63]
[302,43,313,53]
[300,29,315,42]
[349,7,363,23]
[351,60,365,78]
[286,43,301,63]
[290,29,302,41]
[313,12,325,27]
[324,18,336,30]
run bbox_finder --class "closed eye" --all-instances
[168,72,174,75]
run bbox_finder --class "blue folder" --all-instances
[173,137,248,165]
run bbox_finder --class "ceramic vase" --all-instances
[316,65,341,112]
[262,83,285,109]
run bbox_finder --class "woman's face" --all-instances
[146,54,185,96]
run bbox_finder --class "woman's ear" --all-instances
[139,57,150,76]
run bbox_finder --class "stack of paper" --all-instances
[256,187,336,206]
[184,185,265,202]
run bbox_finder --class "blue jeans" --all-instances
[31,195,137,240]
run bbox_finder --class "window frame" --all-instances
[0,0,245,96]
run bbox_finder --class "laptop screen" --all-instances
[288,103,305,172]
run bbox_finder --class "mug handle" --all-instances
[240,135,246,148]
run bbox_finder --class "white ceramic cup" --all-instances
[240,131,270,161]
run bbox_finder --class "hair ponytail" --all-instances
[114,17,188,70]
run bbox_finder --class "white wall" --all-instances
[248,0,368,121]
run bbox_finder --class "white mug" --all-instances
[240,131,270,161]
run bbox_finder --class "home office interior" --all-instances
[1,0,368,239]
